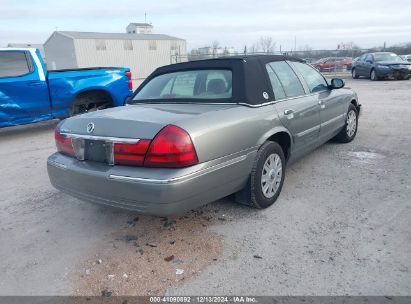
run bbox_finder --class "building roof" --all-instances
[54,31,183,41]
[8,43,43,49]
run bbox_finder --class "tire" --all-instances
[242,141,286,209]
[352,68,359,79]
[70,95,112,116]
[370,69,379,81]
[334,104,358,143]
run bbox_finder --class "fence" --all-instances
[170,50,355,77]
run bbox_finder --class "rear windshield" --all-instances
[132,69,232,102]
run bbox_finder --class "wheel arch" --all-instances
[350,98,361,115]
[74,89,114,104]
[258,127,293,162]
[69,89,114,116]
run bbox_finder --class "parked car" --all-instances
[352,52,411,80]
[302,58,316,64]
[400,54,411,62]
[312,57,352,72]
[47,55,361,215]
[0,48,133,128]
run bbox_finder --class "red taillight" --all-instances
[125,71,133,91]
[144,125,198,168]
[113,140,150,166]
[54,125,198,168]
[55,130,75,157]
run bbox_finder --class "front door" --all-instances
[0,50,50,127]
[355,55,366,76]
[289,61,345,141]
[362,54,374,78]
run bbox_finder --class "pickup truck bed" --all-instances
[0,48,133,128]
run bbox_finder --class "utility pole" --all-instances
[145,12,147,23]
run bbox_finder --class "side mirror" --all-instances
[366,60,373,64]
[330,78,345,89]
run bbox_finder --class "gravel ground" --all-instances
[0,79,410,296]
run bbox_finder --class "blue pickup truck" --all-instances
[0,48,133,128]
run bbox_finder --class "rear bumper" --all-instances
[47,150,255,215]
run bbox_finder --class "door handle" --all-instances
[318,100,325,109]
[28,81,42,87]
[284,109,293,115]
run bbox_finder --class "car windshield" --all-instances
[374,53,403,62]
[131,69,232,102]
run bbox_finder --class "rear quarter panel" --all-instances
[48,68,132,118]
[177,105,292,163]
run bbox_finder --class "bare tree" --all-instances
[302,44,313,52]
[259,36,276,53]
[298,44,313,57]
[249,43,259,53]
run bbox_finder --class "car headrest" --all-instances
[207,79,226,94]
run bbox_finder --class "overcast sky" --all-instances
[1,0,410,51]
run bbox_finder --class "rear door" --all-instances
[266,60,320,154]
[290,61,345,141]
[0,50,50,127]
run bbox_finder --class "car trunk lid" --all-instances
[59,103,238,140]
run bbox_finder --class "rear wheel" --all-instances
[240,141,286,209]
[352,68,359,79]
[334,104,358,143]
[70,92,113,116]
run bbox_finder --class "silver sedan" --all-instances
[47,55,361,215]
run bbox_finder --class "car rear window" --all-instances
[133,69,232,101]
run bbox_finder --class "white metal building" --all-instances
[44,29,186,87]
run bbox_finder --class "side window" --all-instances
[290,61,328,93]
[267,61,305,98]
[266,64,286,100]
[0,51,31,78]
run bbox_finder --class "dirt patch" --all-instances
[72,209,225,296]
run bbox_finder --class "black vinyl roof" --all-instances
[135,55,305,105]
